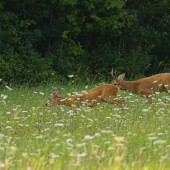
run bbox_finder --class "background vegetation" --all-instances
[0,0,170,84]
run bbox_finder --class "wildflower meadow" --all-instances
[1,78,170,170]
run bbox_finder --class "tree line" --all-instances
[0,0,170,84]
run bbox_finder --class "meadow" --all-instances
[0,78,170,170]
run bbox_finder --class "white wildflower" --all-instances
[148,137,157,140]
[84,135,94,140]
[54,123,64,127]
[49,153,59,158]
[76,144,83,147]
[68,75,74,78]
[60,98,67,102]
[5,86,13,91]
[101,130,113,133]
[22,111,27,113]
[166,97,170,101]
[71,163,81,166]
[113,108,119,111]
[95,133,101,137]
[112,134,117,136]
[77,94,84,96]
[116,143,124,147]
[85,86,88,89]
[108,147,115,150]
[36,135,43,139]
[1,94,7,99]
[142,109,149,112]
[74,153,87,157]
[32,107,36,111]
[112,114,122,118]
[153,140,167,144]
[6,126,12,129]
[148,133,155,136]
[66,139,73,143]
[106,117,111,119]
[81,114,86,118]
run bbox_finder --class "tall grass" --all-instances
[0,78,170,170]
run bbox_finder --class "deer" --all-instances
[46,84,125,108]
[111,68,170,104]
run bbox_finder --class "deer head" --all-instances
[46,89,61,106]
[111,68,125,87]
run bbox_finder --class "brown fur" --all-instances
[112,70,170,104]
[46,84,125,107]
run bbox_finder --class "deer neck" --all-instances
[121,81,138,94]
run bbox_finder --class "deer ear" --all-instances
[118,73,125,81]
[111,68,117,78]
[111,68,114,77]
[52,89,57,98]
[56,89,60,97]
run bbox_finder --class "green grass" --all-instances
[1,80,170,170]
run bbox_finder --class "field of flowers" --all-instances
[1,80,170,170]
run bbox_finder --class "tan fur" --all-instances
[112,71,170,104]
[46,84,125,107]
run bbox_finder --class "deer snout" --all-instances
[46,103,52,107]
[113,83,118,86]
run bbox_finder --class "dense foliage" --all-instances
[0,0,170,83]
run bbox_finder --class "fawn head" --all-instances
[46,89,60,106]
[111,68,125,87]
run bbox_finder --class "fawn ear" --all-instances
[56,89,60,97]
[52,89,57,98]
[118,73,125,81]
